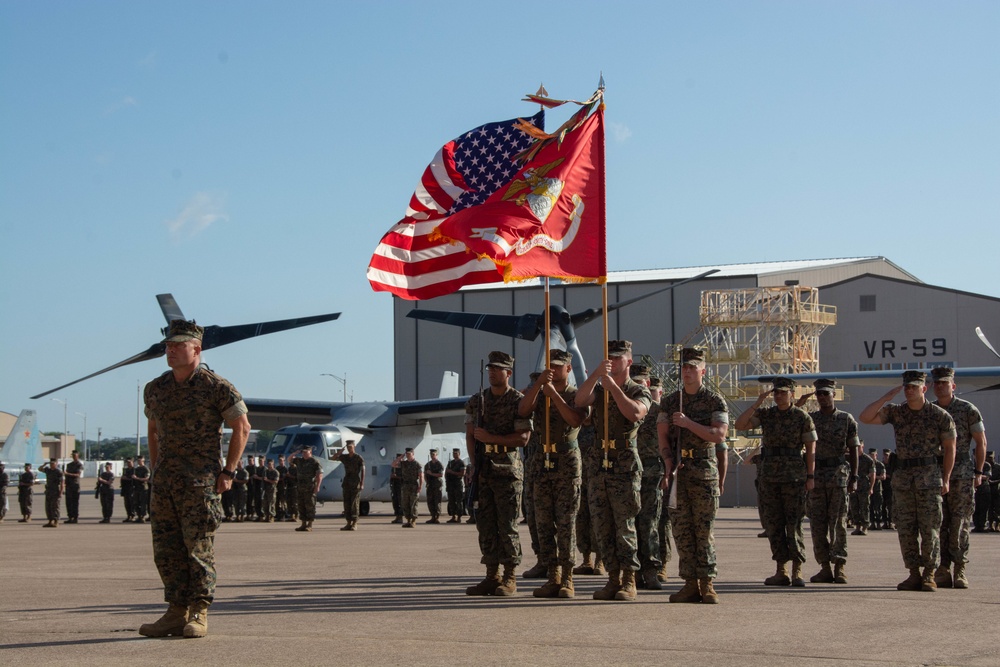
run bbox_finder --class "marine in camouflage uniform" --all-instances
[338,441,365,530]
[930,367,987,589]
[64,452,84,523]
[39,459,64,527]
[632,367,665,590]
[17,464,35,522]
[0,463,8,522]
[423,449,444,524]
[658,348,730,603]
[445,449,466,522]
[140,319,250,639]
[97,463,116,522]
[860,370,956,592]
[518,349,587,598]
[575,340,651,602]
[850,450,875,534]
[736,376,816,587]
[262,460,279,522]
[800,379,859,584]
[134,456,150,522]
[389,453,404,523]
[284,458,298,521]
[233,461,249,521]
[121,458,136,522]
[275,456,288,520]
[869,451,886,529]
[294,449,323,531]
[400,449,423,527]
[464,351,531,597]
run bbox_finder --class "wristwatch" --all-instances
[219,468,235,478]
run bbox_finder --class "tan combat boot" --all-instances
[790,561,806,587]
[656,564,669,584]
[572,553,594,575]
[896,568,922,591]
[533,564,561,598]
[833,562,847,584]
[669,579,702,603]
[933,564,952,588]
[183,600,209,638]
[138,604,189,637]
[592,558,607,577]
[465,565,501,596]
[921,567,937,592]
[43,519,55,528]
[522,558,546,579]
[764,561,790,586]
[615,569,637,601]
[557,568,575,599]
[953,563,969,589]
[340,522,352,531]
[810,563,834,583]
[494,564,517,596]
[700,578,719,604]
[592,569,621,601]
[295,520,309,532]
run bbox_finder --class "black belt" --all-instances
[898,456,938,470]
[815,456,846,468]
[763,447,803,457]
[679,447,715,459]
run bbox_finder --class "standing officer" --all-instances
[262,459,279,522]
[850,447,876,535]
[293,447,323,532]
[400,447,423,528]
[882,449,896,529]
[337,440,365,530]
[252,456,266,521]
[275,455,288,521]
[243,455,258,520]
[860,370,956,592]
[0,462,8,522]
[735,377,816,587]
[798,379,859,585]
[17,463,35,522]
[283,456,298,522]
[423,448,444,524]
[139,319,250,639]
[120,457,136,522]
[658,348,729,603]
[134,456,150,523]
[97,462,116,523]
[869,449,886,530]
[464,351,532,597]
[39,458,65,528]
[632,365,665,591]
[64,451,83,524]
[233,460,249,522]
[575,340,650,602]
[518,349,587,599]
[389,453,404,524]
[445,448,466,523]
[930,367,987,589]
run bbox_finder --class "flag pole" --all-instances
[544,277,553,471]
[602,282,610,470]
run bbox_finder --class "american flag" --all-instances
[367,111,544,301]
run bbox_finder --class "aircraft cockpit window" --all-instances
[266,433,292,458]
[290,432,326,459]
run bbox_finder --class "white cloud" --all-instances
[609,121,632,143]
[166,192,229,240]
[104,95,138,116]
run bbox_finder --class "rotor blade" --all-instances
[156,293,186,324]
[572,269,720,327]
[30,343,166,399]
[407,310,544,340]
[201,313,341,350]
[975,327,1000,360]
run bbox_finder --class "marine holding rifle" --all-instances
[464,351,532,597]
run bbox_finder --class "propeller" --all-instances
[31,295,340,399]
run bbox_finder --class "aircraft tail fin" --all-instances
[1,409,43,469]
[438,371,459,398]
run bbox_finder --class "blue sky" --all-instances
[1,1,997,440]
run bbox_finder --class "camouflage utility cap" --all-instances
[608,340,632,358]
[630,364,650,380]
[549,349,572,366]
[902,370,926,386]
[681,347,706,366]
[649,377,663,388]
[813,378,836,393]
[771,377,795,391]
[486,351,514,370]
[931,367,955,382]
[163,319,204,343]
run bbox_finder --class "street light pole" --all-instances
[320,373,348,402]
[75,411,87,458]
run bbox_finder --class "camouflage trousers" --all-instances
[233,485,247,517]
[636,474,663,572]
[672,471,720,580]
[123,485,134,518]
[296,486,317,521]
[476,465,523,567]
[390,479,402,518]
[263,485,276,519]
[65,484,80,519]
[99,487,114,519]
[150,475,222,606]
[758,479,807,564]
[659,504,673,567]
[18,487,32,516]
[523,459,538,556]
[343,484,361,522]
[0,488,6,520]
[44,490,61,522]
[531,449,581,568]
[446,480,465,517]
[940,477,974,567]
[588,469,641,572]
[807,484,849,565]
[134,484,148,518]
[576,464,595,556]
[426,483,442,519]
[849,487,871,527]
[870,488,884,526]
[284,485,297,518]
[892,475,942,570]
[401,482,419,521]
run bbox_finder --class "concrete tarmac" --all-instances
[1,492,996,666]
